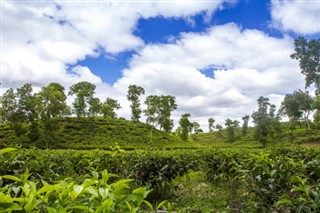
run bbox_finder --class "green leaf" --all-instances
[291,176,304,185]
[270,169,277,177]
[82,180,97,188]
[143,200,153,210]
[125,201,132,211]
[0,148,17,155]
[0,203,23,212]
[156,200,167,210]
[0,192,13,203]
[1,175,21,182]
[73,184,83,195]
[47,207,58,213]
[291,186,308,195]
[37,184,61,195]
[84,186,99,198]
[72,205,91,212]
[274,198,292,207]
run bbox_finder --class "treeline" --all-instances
[0,37,319,147]
[0,82,180,147]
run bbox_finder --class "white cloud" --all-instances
[114,23,305,129]
[271,0,320,35]
[2,0,225,88]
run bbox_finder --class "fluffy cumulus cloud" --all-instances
[115,23,304,128]
[271,0,320,35]
[1,0,225,90]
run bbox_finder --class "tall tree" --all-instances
[251,96,276,147]
[291,37,320,94]
[208,118,215,132]
[101,98,121,118]
[144,95,177,132]
[37,83,68,148]
[127,85,145,122]
[225,119,239,142]
[16,83,40,142]
[178,113,192,141]
[241,115,250,137]
[0,88,17,124]
[68,81,96,118]
[294,90,313,130]
[280,90,313,131]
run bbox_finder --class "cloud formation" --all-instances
[271,0,320,35]
[115,23,304,127]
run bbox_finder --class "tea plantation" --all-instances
[1,118,320,212]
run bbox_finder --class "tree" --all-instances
[178,113,192,141]
[37,83,68,148]
[280,90,313,131]
[312,96,320,129]
[16,83,40,142]
[127,85,145,122]
[144,95,177,132]
[208,118,215,132]
[215,124,223,132]
[291,37,320,94]
[1,84,41,144]
[88,97,101,117]
[225,119,239,142]
[192,122,203,134]
[241,115,250,137]
[68,81,96,118]
[0,88,17,124]
[101,98,121,118]
[251,96,276,147]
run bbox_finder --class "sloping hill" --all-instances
[0,117,183,149]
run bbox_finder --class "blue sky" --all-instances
[79,0,279,84]
[2,0,320,129]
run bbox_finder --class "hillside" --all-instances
[0,117,186,149]
[2,118,320,150]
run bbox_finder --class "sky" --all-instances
[1,0,320,131]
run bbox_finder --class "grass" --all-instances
[171,171,245,212]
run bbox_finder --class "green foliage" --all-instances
[144,95,177,132]
[127,85,145,122]
[224,119,239,142]
[0,117,182,149]
[68,81,96,118]
[241,115,250,137]
[101,98,121,118]
[208,118,215,132]
[178,113,192,141]
[205,147,320,211]
[252,97,281,147]
[291,37,320,93]
[1,147,320,211]
[274,177,320,212]
[0,169,153,212]
[281,90,313,132]
[37,83,69,148]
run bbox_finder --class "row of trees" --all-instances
[0,81,182,145]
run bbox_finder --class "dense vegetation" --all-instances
[1,147,320,212]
